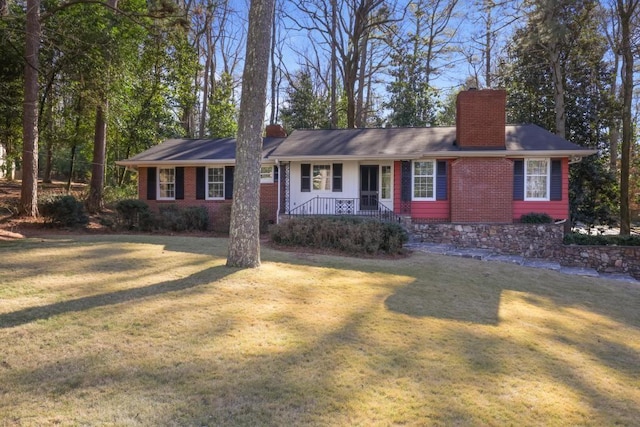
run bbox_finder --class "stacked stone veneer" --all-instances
[412,223,563,258]
[411,222,640,279]
[560,245,640,279]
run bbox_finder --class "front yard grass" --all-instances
[1,235,639,426]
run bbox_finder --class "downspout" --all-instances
[276,159,280,224]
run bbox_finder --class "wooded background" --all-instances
[0,0,638,233]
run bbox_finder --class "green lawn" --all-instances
[1,235,639,426]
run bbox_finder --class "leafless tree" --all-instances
[286,0,400,128]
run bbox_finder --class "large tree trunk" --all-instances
[226,0,275,268]
[86,0,118,213]
[86,102,107,213]
[617,0,638,235]
[549,44,566,139]
[20,0,41,217]
[609,47,620,173]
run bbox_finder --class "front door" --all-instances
[360,165,379,211]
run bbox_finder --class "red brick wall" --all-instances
[138,166,279,226]
[450,158,513,223]
[512,158,570,221]
[456,89,506,149]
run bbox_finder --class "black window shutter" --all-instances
[175,167,184,200]
[147,167,157,200]
[513,159,524,200]
[301,163,311,192]
[224,166,234,199]
[332,163,342,192]
[274,165,279,182]
[436,160,447,201]
[550,159,562,201]
[401,161,411,202]
[196,167,206,200]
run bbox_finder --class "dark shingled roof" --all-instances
[117,124,594,165]
[269,127,456,158]
[269,125,594,159]
[118,137,285,165]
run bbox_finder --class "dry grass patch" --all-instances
[1,235,639,426]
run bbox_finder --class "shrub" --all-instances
[563,232,640,246]
[211,204,232,234]
[520,212,553,224]
[210,204,273,235]
[103,184,138,205]
[270,216,408,255]
[39,194,88,228]
[158,205,209,232]
[115,199,154,231]
[181,206,209,231]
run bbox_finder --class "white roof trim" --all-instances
[116,159,278,167]
[272,149,597,162]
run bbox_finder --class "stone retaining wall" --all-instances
[411,222,640,280]
[558,245,640,279]
[411,223,564,258]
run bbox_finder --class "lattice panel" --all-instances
[335,199,354,215]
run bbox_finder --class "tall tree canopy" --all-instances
[498,0,619,227]
[1,0,638,229]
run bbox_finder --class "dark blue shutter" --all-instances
[301,163,311,192]
[332,163,342,192]
[436,160,447,201]
[196,167,205,200]
[401,161,412,201]
[274,165,279,182]
[513,160,524,201]
[224,166,234,200]
[147,167,156,200]
[550,159,562,201]
[175,167,184,200]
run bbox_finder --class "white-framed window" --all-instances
[260,165,274,183]
[158,167,175,200]
[381,165,392,200]
[207,167,225,199]
[313,164,332,191]
[412,160,435,200]
[525,159,550,200]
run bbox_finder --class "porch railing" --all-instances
[287,197,399,223]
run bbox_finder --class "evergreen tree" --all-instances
[207,72,238,138]
[385,44,438,127]
[497,0,618,227]
[280,68,330,131]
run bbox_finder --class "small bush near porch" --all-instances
[1,235,639,425]
[270,216,408,255]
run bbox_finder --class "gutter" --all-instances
[275,159,280,224]
[115,159,278,167]
[269,149,597,162]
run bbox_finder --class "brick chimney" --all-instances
[265,124,287,138]
[456,89,506,149]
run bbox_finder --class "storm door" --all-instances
[360,165,379,211]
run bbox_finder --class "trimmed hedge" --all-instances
[158,205,209,232]
[270,216,408,255]
[563,232,640,246]
[211,204,273,235]
[520,212,553,224]
[115,199,154,231]
[39,194,88,228]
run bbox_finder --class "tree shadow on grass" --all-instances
[384,257,640,328]
[0,265,232,329]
